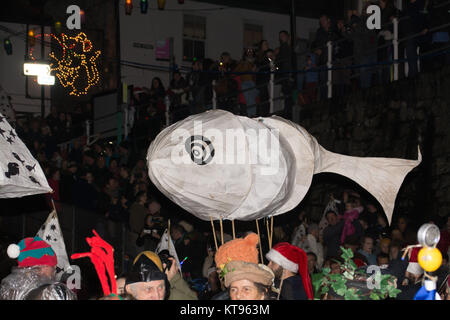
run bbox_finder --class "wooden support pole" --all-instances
[256,219,264,264]
[210,216,218,251]
[219,218,224,246]
[232,219,236,240]
[270,216,274,249]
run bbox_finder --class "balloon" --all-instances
[418,247,442,272]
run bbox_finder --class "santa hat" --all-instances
[265,242,314,300]
[7,236,57,268]
[406,247,424,276]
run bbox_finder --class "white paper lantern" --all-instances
[147,110,422,224]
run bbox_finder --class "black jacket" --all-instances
[278,274,308,300]
[323,220,345,258]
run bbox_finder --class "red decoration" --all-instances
[71,230,117,297]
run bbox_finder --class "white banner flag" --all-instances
[36,210,70,280]
[0,112,52,198]
[156,229,181,271]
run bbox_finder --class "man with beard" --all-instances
[266,242,314,300]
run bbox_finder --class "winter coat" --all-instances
[275,42,293,77]
[323,220,345,258]
[168,272,198,300]
[344,17,378,63]
[128,202,148,234]
[278,274,308,300]
[0,267,76,300]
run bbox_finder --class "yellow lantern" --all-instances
[418,247,442,272]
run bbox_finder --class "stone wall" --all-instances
[293,65,450,225]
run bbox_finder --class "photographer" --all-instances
[136,214,163,251]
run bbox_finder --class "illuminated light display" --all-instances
[49,32,101,96]
[27,31,101,95]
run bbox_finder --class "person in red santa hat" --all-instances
[265,242,314,300]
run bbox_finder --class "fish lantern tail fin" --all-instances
[314,145,422,225]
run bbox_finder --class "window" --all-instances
[183,15,206,61]
[243,23,263,50]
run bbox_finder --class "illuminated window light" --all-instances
[23,63,51,76]
[37,75,55,85]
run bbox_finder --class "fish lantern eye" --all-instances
[185,135,215,166]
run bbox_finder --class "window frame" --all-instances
[182,14,206,62]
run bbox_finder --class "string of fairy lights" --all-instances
[27,30,102,97]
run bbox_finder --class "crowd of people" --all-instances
[2,103,450,301]
[2,116,450,300]
[132,0,450,126]
[1,193,449,300]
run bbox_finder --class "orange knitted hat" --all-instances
[214,233,259,270]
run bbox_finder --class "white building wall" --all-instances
[120,0,319,88]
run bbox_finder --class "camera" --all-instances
[158,250,173,271]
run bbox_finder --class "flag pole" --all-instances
[167,219,182,277]
[168,219,171,247]
[51,198,57,214]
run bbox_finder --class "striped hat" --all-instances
[7,236,57,268]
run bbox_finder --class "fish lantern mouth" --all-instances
[185,135,215,166]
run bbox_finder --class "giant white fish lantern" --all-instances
[147,110,421,224]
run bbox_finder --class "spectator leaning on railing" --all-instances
[312,14,339,100]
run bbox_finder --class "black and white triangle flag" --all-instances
[0,112,52,198]
[36,210,70,280]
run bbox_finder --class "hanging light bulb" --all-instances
[140,0,148,13]
[157,0,166,10]
[80,9,86,24]
[54,21,62,34]
[3,38,12,55]
[28,30,36,48]
[125,0,133,15]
